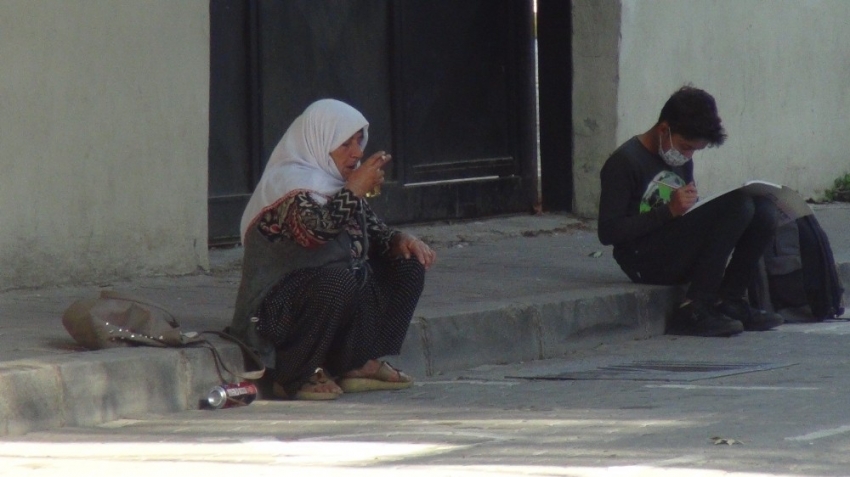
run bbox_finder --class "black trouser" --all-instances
[617,190,777,303]
[256,257,425,392]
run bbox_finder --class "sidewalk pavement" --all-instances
[0,204,848,436]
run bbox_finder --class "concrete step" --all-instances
[0,206,847,437]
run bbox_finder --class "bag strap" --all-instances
[98,289,181,328]
[97,290,266,381]
[198,330,266,382]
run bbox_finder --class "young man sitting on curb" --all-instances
[597,85,784,337]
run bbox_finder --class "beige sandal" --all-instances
[337,361,413,393]
[273,368,343,401]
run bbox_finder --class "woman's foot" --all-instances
[272,368,343,400]
[337,360,413,393]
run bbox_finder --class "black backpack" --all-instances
[750,215,845,321]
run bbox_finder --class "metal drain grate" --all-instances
[506,360,796,382]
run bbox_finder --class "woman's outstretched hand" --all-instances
[345,152,390,197]
[391,232,436,270]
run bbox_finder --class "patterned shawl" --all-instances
[240,99,369,243]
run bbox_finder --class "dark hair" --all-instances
[658,85,726,146]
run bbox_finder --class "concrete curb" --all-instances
[393,285,684,377]
[0,264,846,437]
[0,339,245,436]
[392,259,850,379]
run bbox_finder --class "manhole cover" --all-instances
[506,360,795,382]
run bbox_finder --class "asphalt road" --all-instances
[2,317,850,477]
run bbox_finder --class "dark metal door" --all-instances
[208,0,257,244]
[209,0,538,244]
[537,0,574,212]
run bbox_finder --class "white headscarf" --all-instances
[240,99,369,243]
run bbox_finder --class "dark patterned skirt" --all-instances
[255,257,425,392]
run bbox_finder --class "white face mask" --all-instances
[659,129,691,167]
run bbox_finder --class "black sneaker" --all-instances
[667,300,744,337]
[716,297,784,331]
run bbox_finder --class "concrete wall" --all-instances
[0,1,210,290]
[573,0,850,216]
[571,0,622,218]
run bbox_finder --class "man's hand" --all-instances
[669,182,698,217]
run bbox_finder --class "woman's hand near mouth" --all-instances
[345,151,391,198]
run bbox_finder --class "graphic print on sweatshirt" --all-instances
[639,171,686,213]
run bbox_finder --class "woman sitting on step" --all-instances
[229,99,436,400]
